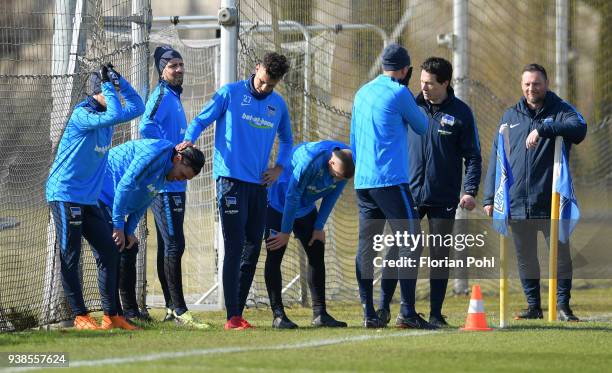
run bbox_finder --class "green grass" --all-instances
[1,288,611,372]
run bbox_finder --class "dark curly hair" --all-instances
[261,52,290,80]
[177,146,205,176]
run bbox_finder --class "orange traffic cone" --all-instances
[460,284,493,331]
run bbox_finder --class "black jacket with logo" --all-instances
[408,88,482,208]
[483,91,587,218]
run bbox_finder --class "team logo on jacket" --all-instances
[543,117,553,124]
[440,114,455,127]
[225,196,237,206]
[69,206,82,218]
[266,105,276,117]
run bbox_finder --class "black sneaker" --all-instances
[396,313,439,330]
[363,317,386,329]
[124,309,153,323]
[272,313,298,329]
[162,308,175,322]
[557,305,579,322]
[312,312,347,328]
[375,308,391,327]
[514,306,543,320]
[428,314,449,328]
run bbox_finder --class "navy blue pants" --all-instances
[510,219,573,307]
[355,184,422,319]
[100,202,140,316]
[151,192,188,315]
[379,206,456,317]
[49,201,118,316]
[217,177,267,319]
[264,207,327,316]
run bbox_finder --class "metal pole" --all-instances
[549,0,569,322]
[132,0,150,313]
[453,0,469,101]
[217,0,238,310]
[452,0,471,296]
[556,0,569,99]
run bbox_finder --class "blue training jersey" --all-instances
[350,75,428,189]
[99,139,175,235]
[268,141,349,233]
[184,79,293,184]
[46,78,145,204]
[139,80,188,193]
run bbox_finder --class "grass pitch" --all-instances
[1,287,611,373]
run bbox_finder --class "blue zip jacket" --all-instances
[268,141,350,233]
[99,139,175,235]
[139,80,187,193]
[184,79,293,184]
[483,91,587,218]
[46,78,145,204]
[350,75,428,189]
[408,88,482,207]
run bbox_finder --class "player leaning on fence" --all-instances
[45,63,144,330]
[483,64,587,322]
[179,52,293,330]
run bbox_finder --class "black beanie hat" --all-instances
[154,45,183,77]
[381,43,411,71]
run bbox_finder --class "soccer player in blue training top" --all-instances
[139,46,207,327]
[179,52,293,330]
[483,64,587,322]
[265,140,354,329]
[98,139,205,329]
[46,63,145,330]
[351,43,434,329]
[376,57,482,328]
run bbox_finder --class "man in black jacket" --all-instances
[483,63,587,321]
[376,57,482,328]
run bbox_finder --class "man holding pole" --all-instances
[483,64,586,321]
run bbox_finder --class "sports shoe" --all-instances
[363,317,386,329]
[272,313,298,329]
[312,312,347,328]
[124,309,153,323]
[100,315,141,330]
[396,313,439,330]
[74,314,99,330]
[557,305,579,322]
[162,308,175,322]
[173,310,211,329]
[375,308,391,327]
[428,314,449,328]
[514,306,543,320]
[224,316,254,330]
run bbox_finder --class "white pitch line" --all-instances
[0,330,440,372]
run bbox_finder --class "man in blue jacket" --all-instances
[483,64,587,322]
[46,63,145,330]
[179,52,293,330]
[376,57,482,328]
[265,141,353,329]
[98,139,205,328]
[139,46,207,327]
[350,43,432,329]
